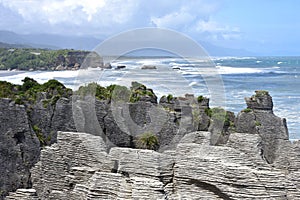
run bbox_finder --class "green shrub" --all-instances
[108,85,131,102]
[42,99,51,108]
[129,95,140,103]
[205,108,212,117]
[197,95,204,103]
[77,83,97,97]
[33,125,46,147]
[0,81,15,98]
[211,107,226,121]
[14,97,24,105]
[242,108,252,113]
[129,82,155,103]
[255,90,269,97]
[255,121,262,126]
[136,132,159,150]
[51,95,60,106]
[167,94,173,103]
[210,107,230,125]
[21,77,40,91]
[41,79,67,97]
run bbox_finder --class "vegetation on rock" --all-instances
[255,90,269,97]
[210,107,230,125]
[197,95,204,103]
[32,125,49,147]
[166,94,174,103]
[76,81,154,103]
[129,82,155,103]
[136,132,159,150]
[242,108,253,113]
[0,77,72,105]
[255,121,262,126]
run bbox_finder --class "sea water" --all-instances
[0,56,299,139]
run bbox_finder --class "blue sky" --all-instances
[0,0,299,55]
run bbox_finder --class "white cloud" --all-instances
[195,20,241,40]
[0,0,241,41]
[151,11,195,29]
[0,0,136,25]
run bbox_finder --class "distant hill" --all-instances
[0,42,31,49]
[0,30,101,50]
[0,30,256,56]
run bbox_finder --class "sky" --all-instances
[0,0,299,55]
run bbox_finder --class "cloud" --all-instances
[151,11,195,30]
[0,0,240,41]
[195,20,241,40]
[0,0,136,25]
[143,0,241,42]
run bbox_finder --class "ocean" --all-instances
[0,56,299,139]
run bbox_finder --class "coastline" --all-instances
[0,55,299,139]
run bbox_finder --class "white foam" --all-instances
[136,59,161,66]
[0,70,79,86]
[212,56,257,60]
[216,66,264,74]
[189,81,198,86]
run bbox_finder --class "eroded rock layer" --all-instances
[5,130,300,200]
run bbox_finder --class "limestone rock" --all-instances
[245,90,273,111]
[7,130,300,200]
[130,82,158,104]
[0,99,40,199]
[3,90,297,199]
[5,189,38,200]
[235,111,257,134]
[236,91,289,164]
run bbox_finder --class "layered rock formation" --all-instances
[6,128,300,199]
[236,90,289,164]
[2,88,300,199]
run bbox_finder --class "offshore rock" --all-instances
[141,65,157,70]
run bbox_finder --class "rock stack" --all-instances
[236,90,289,164]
